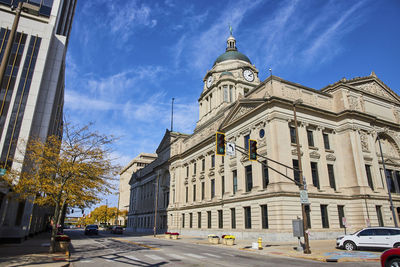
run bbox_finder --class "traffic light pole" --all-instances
[293,100,311,254]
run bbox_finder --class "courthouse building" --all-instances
[0,0,77,242]
[126,33,400,240]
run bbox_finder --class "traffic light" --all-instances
[249,139,257,160]
[215,132,226,156]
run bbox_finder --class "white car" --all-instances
[336,227,400,251]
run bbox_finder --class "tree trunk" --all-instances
[49,201,60,253]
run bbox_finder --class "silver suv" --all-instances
[336,227,400,251]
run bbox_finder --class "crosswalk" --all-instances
[76,251,228,265]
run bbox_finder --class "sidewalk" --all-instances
[0,232,70,267]
[153,234,382,263]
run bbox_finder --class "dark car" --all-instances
[111,226,123,234]
[381,248,400,267]
[84,224,99,235]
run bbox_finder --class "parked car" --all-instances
[84,224,99,235]
[337,227,400,251]
[111,226,123,234]
[381,248,400,267]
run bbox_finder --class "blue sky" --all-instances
[65,0,400,211]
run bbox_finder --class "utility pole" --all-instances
[153,171,160,237]
[293,99,311,254]
[377,132,398,227]
[105,199,108,226]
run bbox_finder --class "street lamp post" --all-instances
[0,2,39,91]
[376,132,398,227]
[293,99,311,254]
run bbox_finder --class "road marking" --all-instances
[124,255,140,261]
[144,254,165,261]
[202,253,221,258]
[79,260,93,263]
[184,253,206,259]
[111,238,159,250]
[169,254,186,259]
[102,255,115,259]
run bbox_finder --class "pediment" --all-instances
[310,151,321,159]
[219,99,264,130]
[350,80,400,103]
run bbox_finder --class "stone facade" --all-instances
[127,34,400,241]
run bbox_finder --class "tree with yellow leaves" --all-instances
[2,123,119,252]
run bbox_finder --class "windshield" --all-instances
[87,225,98,229]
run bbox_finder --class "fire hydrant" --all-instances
[258,237,263,250]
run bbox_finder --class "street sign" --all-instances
[0,168,6,176]
[300,190,309,204]
[226,142,236,156]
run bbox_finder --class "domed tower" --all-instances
[197,31,260,126]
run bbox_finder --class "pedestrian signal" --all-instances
[216,132,226,156]
[249,139,257,160]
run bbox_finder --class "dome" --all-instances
[213,50,252,66]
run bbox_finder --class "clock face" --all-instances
[207,75,213,88]
[243,69,254,82]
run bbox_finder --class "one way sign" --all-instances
[226,142,236,156]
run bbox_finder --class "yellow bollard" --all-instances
[258,237,263,250]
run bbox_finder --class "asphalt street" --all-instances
[66,229,378,267]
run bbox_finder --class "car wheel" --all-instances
[386,257,400,267]
[344,241,356,251]
[394,243,400,248]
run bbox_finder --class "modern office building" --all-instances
[0,0,77,242]
[127,33,400,241]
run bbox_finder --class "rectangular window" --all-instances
[245,165,253,192]
[189,213,193,228]
[211,155,215,168]
[223,85,228,102]
[193,184,196,202]
[327,164,336,191]
[222,176,225,196]
[218,210,223,229]
[201,182,205,200]
[396,171,400,194]
[323,133,330,150]
[263,160,269,188]
[185,187,188,202]
[321,205,329,228]
[261,205,269,229]
[244,134,250,150]
[231,208,236,229]
[233,170,238,194]
[186,166,189,177]
[244,207,251,229]
[306,205,311,229]
[365,165,374,190]
[387,170,396,193]
[211,179,215,198]
[15,201,25,226]
[376,205,384,227]
[194,163,196,174]
[182,213,185,228]
[338,205,345,228]
[207,211,211,228]
[292,159,300,184]
[197,212,201,228]
[311,162,320,189]
[202,159,205,171]
[290,127,296,144]
[307,130,314,147]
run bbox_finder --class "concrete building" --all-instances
[127,33,400,241]
[0,0,77,242]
